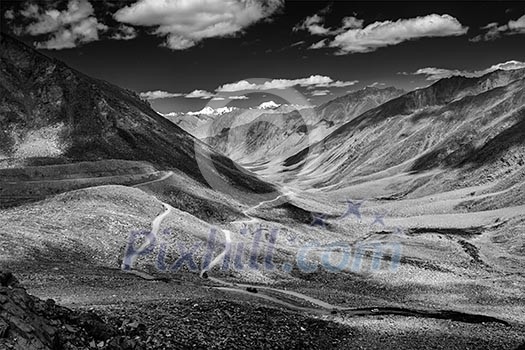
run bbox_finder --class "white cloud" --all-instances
[328,14,468,54]
[471,14,525,41]
[140,89,214,100]
[310,89,330,96]
[470,22,508,42]
[144,75,357,102]
[295,11,467,54]
[185,89,215,99]
[309,39,327,49]
[4,9,15,20]
[114,0,284,50]
[321,80,359,88]
[217,75,358,92]
[140,90,183,100]
[15,0,107,50]
[293,6,356,37]
[290,40,306,47]
[293,14,332,35]
[112,25,137,41]
[509,14,525,32]
[217,80,258,92]
[341,16,364,30]
[408,60,525,80]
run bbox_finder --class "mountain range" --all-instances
[1,31,525,350]
[0,33,275,206]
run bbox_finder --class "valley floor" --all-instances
[8,261,525,350]
[2,167,525,349]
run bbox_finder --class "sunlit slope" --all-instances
[284,69,525,204]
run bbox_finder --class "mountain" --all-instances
[0,33,275,203]
[162,111,215,137]
[282,69,525,205]
[257,101,281,109]
[197,87,404,181]
[314,86,406,131]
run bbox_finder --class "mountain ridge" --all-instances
[0,33,275,197]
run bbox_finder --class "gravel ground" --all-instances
[4,264,524,350]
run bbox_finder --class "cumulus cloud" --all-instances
[296,13,467,54]
[293,6,363,38]
[407,60,525,80]
[139,90,183,100]
[293,14,332,35]
[509,14,525,32]
[309,39,327,49]
[293,11,363,36]
[185,90,215,99]
[4,9,15,20]
[140,89,214,100]
[14,0,107,50]
[341,16,364,30]
[217,75,358,92]
[321,80,359,88]
[143,75,357,102]
[329,14,468,54]
[471,14,525,42]
[114,0,284,50]
[112,25,137,41]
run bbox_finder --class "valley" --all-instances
[1,26,525,350]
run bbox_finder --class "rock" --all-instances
[0,271,146,350]
[246,287,258,294]
[0,318,9,338]
[0,272,19,287]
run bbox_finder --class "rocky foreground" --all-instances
[2,268,525,350]
[0,271,146,349]
[0,269,355,350]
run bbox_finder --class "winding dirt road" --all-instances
[125,179,509,326]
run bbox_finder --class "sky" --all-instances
[1,0,525,113]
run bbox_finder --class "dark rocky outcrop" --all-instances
[0,271,145,349]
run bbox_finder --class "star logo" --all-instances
[372,213,386,226]
[310,212,327,228]
[340,200,363,221]
[240,223,249,236]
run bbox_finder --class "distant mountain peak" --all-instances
[257,101,281,110]
[187,106,238,116]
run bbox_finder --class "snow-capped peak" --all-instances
[188,106,237,116]
[257,101,281,109]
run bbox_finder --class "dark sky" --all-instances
[1,1,525,113]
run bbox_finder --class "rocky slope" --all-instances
[0,33,274,198]
[0,271,147,350]
[281,68,525,203]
